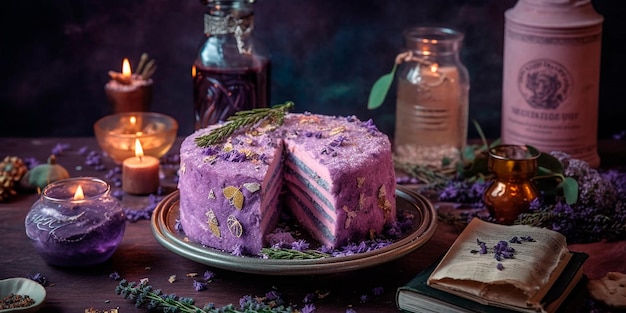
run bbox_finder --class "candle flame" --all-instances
[130,116,136,125]
[430,63,439,73]
[122,58,132,77]
[191,65,196,78]
[73,185,85,200]
[134,138,144,159]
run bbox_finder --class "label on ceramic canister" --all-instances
[501,0,603,168]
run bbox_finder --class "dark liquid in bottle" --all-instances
[193,61,270,129]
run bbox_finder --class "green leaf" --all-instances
[367,64,397,110]
[536,149,564,176]
[562,177,579,205]
[462,146,477,162]
[462,155,489,178]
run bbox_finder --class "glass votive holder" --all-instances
[94,111,178,164]
[483,145,541,225]
[25,177,126,267]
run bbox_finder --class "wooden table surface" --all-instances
[1,137,625,313]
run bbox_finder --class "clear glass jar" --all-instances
[25,177,126,267]
[394,27,470,170]
[193,0,270,129]
[483,145,540,225]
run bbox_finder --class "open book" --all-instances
[423,218,586,313]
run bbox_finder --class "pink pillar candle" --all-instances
[122,139,160,194]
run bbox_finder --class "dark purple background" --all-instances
[1,0,623,141]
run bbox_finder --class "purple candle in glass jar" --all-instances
[25,177,126,267]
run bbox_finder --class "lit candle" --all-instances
[122,58,132,79]
[122,139,160,194]
[105,53,156,113]
[24,177,126,267]
[74,185,84,200]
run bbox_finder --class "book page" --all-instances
[427,218,569,308]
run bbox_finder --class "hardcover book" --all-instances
[397,218,588,313]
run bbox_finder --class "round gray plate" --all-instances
[151,185,437,275]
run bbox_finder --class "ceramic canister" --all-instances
[501,0,603,168]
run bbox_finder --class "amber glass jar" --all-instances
[483,145,540,225]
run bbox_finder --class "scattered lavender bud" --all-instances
[371,287,384,296]
[303,293,315,304]
[301,303,316,313]
[109,272,121,281]
[193,280,208,291]
[359,294,369,303]
[51,142,71,155]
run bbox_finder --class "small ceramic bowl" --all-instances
[94,112,178,164]
[0,278,46,312]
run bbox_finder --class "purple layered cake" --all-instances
[177,112,396,254]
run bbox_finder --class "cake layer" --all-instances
[282,113,396,248]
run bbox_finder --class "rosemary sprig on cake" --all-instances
[260,247,329,260]
[195,102,294,147]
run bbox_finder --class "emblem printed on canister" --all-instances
[517,59,571,110]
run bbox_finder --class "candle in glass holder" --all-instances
[393,27,469,170]
[94,112,178,164]
[24,177,126,267]
[122,139,160,194]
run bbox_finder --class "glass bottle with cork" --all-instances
[394,27,470,170]
[193,0,270,130]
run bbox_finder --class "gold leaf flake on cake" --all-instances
[227,215,243,238]
[358,193,368,210]
[223,142,233,152]
[382,199,392,218]
[298,115,320,124]
[239,148,254,159]
[206,210,221,238]
[342,206,358,229]
[243,182,261,193]
[377,185,393,218]
[208,189,216,199]
[246,128,261,137]
[329,126,346,136]
[223,186,244,210]
[203,155,218,164]
[377,185,386,198]
[357,177,365,188]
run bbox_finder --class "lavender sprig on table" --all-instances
[115,279,295,313]
[517,152,626,243]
